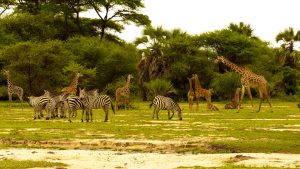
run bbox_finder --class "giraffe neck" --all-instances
[70,75,79,87]
[5,73,14,87]
[220,58,244,75]
[125,76,131,88]
[188,78,193,92]
[194,76,202,90]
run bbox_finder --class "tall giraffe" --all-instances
[61,72,82,95]
[193,74,215,111]
[115,74,133,111]
[2,69,24,108]
[215,56,273,112]
[187,76,195,112]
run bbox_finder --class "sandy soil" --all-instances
[1,148,300,169]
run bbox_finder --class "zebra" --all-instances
[44,91,66,120]
[27,91,49,119]
[65,95,85,122]
[79,88,115,122]
[150,95,182,120]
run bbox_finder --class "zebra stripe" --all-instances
[92,95,115,122]
[150,95,182,120]
[65,95,85,122]
[28,95,49,120]
[79,88,114,122]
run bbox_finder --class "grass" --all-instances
[0,159,67,169]
[0,99,299,154]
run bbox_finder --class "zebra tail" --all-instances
[111,102,115,114]
[149,102,153,109]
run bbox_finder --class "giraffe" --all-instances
[61,72,82,95]
[2,69,24,108]
[187,75,195,112]
[225,88,241,109]
[215,56,273,113]
[193,74,216,111]
[115,74,134,111]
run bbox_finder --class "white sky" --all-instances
[117,0,300,46]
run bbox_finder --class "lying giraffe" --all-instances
[225,88,241,109]
[2,69,24,108]
[61,72,82,95]
[215,56,273,112]
[115,74,133,111]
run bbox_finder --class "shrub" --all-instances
[145,78,176,100]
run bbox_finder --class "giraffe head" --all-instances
[2,69,10,77]
[187,74,195,81]
[76,72,83,78]
[128,74,134,80]
[214,56,226,64]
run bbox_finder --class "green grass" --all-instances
[0,99,299,153]
[0,159,67,169]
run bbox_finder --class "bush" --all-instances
[211,72,241,100]
[145,78,176,100]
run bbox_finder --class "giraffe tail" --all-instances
[111,102,115,114]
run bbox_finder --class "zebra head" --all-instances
[174,103,183,120]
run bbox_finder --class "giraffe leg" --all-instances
[196,97,200,112]
[263,89,273,112]
[246,87,254,112]
[115,95,119,111]
[237,86,245,113]
[18,94,23,109]
[8,94,12,109]
[257,89,264,113]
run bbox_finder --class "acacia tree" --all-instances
[46,0,89,36]
[87,0,150,40]
[0,0,15,16]
[276,27,300,68]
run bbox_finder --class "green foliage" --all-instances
[87,0,150,40]
[145,78,176,99]
[282,66,298,95]
[0,40,73,95]
[212,72,241,100]
[0,13,60,41]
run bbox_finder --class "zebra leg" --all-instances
[156,109,160,120]
[81,109,85,122]
[90,109,93,122]
[152,107,156,119]
[103,106,109,122]
[169,110,175,120]
[85,109,89,122]
[68,110,72,122]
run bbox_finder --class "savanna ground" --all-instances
[0,99,299,169]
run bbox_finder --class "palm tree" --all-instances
[276,27,300,68]
[228,22,254,37]
[135,26,170,100]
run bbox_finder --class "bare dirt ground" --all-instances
[1,148,300,169]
